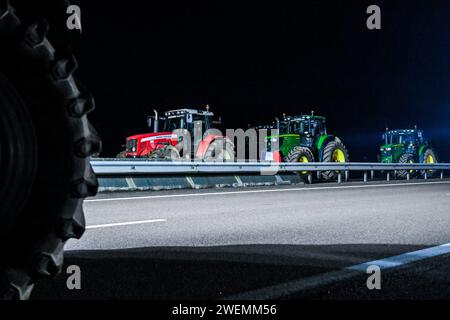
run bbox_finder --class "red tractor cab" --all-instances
[117,107,234,161]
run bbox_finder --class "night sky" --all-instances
[74,0,450,161]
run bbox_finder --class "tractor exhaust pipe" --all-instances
[153,109,159,133]
[275,117,280,130]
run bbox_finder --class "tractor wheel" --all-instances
[420,148,438,177]
[321,140,349,180]
[0,2,100,299]
[396,153,415,179]
[203,139,235,162]
[148,145,181,161]
[116,151,127,158]
[285,146,315,175]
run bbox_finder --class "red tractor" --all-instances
[117,107,235,161]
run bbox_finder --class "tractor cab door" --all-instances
[296,120,312,146]
[313,120,326,136]
[186,114,212,154]
[187,114,210,136]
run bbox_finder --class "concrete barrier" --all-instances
[97,174,305,192]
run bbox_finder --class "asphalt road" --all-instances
[32,180,450,299]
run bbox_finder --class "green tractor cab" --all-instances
[262,113,349,180]
[379,129,438,178]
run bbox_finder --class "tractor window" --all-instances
[279,122,288,134]
[403,135,415,144]
[288,121,309,134]
[311,120,320,135]
[390,133,414,145]
[386,134,394,144]
[164,117,186,131]
[298,121,309,134]
[187,115,210,134]
[193,115,211,131]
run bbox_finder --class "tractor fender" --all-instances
[418,144,428,156]
[316,135,339,161]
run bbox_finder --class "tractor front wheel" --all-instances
[321,140,349,180]
[420,148,438,177]
[396,153,415,179]
[148,145,181,161]
[285,146,314,175]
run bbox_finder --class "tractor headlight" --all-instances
[132,147,136,152]
[271,138,278,143]
[385,147,391,151]
[380,147,384,152]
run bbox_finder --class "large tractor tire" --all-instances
[0,1,100,299]
[321,140,349,180]
[148,145,181,161]
[203,138,235,162]
[420,148,438,177]
[285,146,315,175]
[396,153,415,179]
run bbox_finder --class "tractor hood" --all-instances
[127,132,176,142]
[379,143,404,152]
[266,134,299,141]
[379,143,405,163]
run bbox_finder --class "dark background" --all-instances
[74,0,450,161]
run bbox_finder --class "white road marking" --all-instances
[86,219,167,229]
[225,242,450,300]
[86,181,450,203]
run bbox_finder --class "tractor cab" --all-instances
[278,114,327,146]
[382,129,424,146]
[265,114,328,157]
[162,108,215,138]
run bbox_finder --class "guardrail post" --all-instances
[441,171,444,180]
[371,170,374,180]
[406,172,410,181]
[308,174,313,184]
[338,173,342,184]
[424,172,428,180]
[363,171,367,182]
[316,171,321,180]
[394,170,397,180]
[387,172,390,182]
[345,171,349,182]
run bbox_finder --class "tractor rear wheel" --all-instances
[396,153,415,178]
[321,140,349,180]
[285,146,314,175]
[203,139,235,162]
[420,148,438,177]
[0,2,100,299]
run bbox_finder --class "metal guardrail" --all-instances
[91,158,450,176]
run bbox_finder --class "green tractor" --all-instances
[379,128,438,178]
[261,113,349,180]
